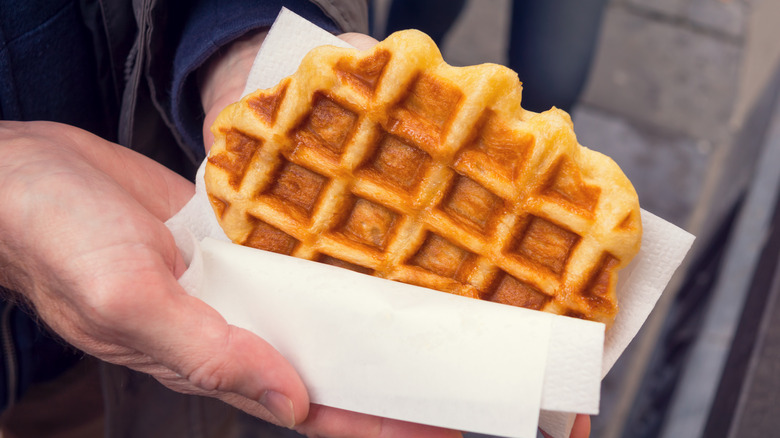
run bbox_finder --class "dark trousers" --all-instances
[379,0,608,112]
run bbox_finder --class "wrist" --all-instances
[198,29,267,152]
[198,29,268,120]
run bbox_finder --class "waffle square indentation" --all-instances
[616,210,641,232]
[541,157,601,216]
[359,133,431,193]
[243,217,299,255]
[317,254,374,275]
[336,49,391,96]
[403,73,462,128]
[508,216,580,277]
[265,160,327,216]
[410,232,475,281]
[390,73,463,149]
[293,94,358,156]
[247,80,288,125]
[207,129,262,189]
[582,253,620,308]
[486,272,550,310]
[207,195,229,220]
[455,112,533,181]
[441,174,503,233]
[338,197,398,250]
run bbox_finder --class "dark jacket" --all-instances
[0,0,367,429]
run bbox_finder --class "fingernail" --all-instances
[259,390,295,428]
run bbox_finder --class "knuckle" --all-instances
[186,358,231,393]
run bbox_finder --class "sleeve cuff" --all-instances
[170,0,341,161]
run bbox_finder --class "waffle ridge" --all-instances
[205,30,642,327]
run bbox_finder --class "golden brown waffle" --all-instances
[204,30,642,327]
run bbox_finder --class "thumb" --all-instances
[112,267,310,427]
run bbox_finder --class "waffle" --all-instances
[204,30,642,327]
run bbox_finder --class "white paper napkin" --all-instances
[165,8,695,438]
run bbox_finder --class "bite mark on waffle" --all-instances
[205,30,643,327]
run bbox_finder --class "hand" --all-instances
[198,31,380,152]
[0,120,458,437]
[0,121,308,428]
[195,31,465,436]
[541,414,591,438]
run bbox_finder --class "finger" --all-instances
[296,405,462,438]
[539,414,590,438]
[338,32,379,50]
[570,414,591,438]
[98,261,309,428]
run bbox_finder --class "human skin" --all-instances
[0,30,457,438]
[197,29,463,437]
[0,121,457,438]
[0,26,588,438]
[198,28,590,438]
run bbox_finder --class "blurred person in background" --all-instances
[376,0,608,113]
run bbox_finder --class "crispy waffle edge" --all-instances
[204,29,642,328]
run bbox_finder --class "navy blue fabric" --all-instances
[0,0,102,414]
[0,0,114,139]
[508,0,608,113]
[0,0,342,415]
[10,304,82,394]
[0,299,82,412]
[381,0,607,113]
[170,0,340,161]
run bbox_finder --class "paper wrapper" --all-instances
[165,9,695,438]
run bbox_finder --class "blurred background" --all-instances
[370,0,780,437]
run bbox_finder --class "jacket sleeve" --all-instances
[148,0,367,167]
